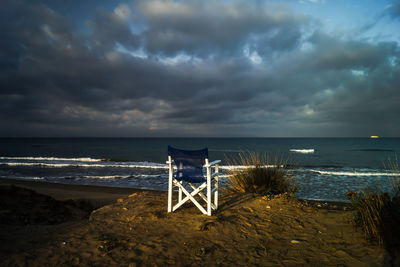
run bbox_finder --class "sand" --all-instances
[0,179,143,208]
[0,178,395,266]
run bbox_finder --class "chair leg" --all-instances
[206,164,212,216]
[168,183,172,212]
[214,177,218,209]
[168,156,173,212]
[214,164,219,209]
[178,181,182,202]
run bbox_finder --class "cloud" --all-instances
[87,4,140,51]
[388,0,400,18]
[0,0,399,137]
[307,31,391,70]
[137,0,312,56]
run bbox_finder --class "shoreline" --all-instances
[0,177,350,209]
[0,177,162,208]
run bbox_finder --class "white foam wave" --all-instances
[1,161,169,169]
[290,149,314,154]
[209,149,244,153]
[32,177,45,180]
[0,176,45,181]
[0,156,104,162]
[0,157,286,172]
[79,174,163,179]
[1,161,285,171]
[311,170,397,176]
[80,175,131,179]
[220,165,280,170]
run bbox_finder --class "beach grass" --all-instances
[224,152,297,197]
[347,158,400,252]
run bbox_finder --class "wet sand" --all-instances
[0,178,393,266]
[0,178,144,208]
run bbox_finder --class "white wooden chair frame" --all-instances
[167,156,221,216]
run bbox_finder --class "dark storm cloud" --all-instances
[307,31,390,70]
[137,0,312,56]
[389,0,400,18]
[0,0,399,137]
[88,4,140,51]
[280,38,400,136]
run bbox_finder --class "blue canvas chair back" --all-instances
[168,145,208,183]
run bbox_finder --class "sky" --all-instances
[1,0,399,137]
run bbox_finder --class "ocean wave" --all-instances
[0,161,169,169]
[0,160,283,171]
[219,165,279,170]
[209,149,244,153]
[0,156,104,162]
[79,175,132,179]
[290,149,314,154]
[310,169,397,176]
[31,177,45,180]
[0,176,45,181]
[346,149,395,152]
[79,174,163,179]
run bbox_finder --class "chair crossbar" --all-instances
[203,160,221,168]
[188,183,217,210]
[172,180,208,214]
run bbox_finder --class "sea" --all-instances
[1,137,399,202]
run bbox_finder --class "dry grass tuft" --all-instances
[224,152,297,197]
[348,158,400,252]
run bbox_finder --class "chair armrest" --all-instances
[204,160,221,167]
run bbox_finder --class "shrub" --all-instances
[348,190,391,244]
[348,158,400,251]
[224,152,297,197]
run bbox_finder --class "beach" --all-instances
[0,178,395,266]
[0,178,145,209]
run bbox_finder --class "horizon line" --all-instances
[0,136,397,139]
